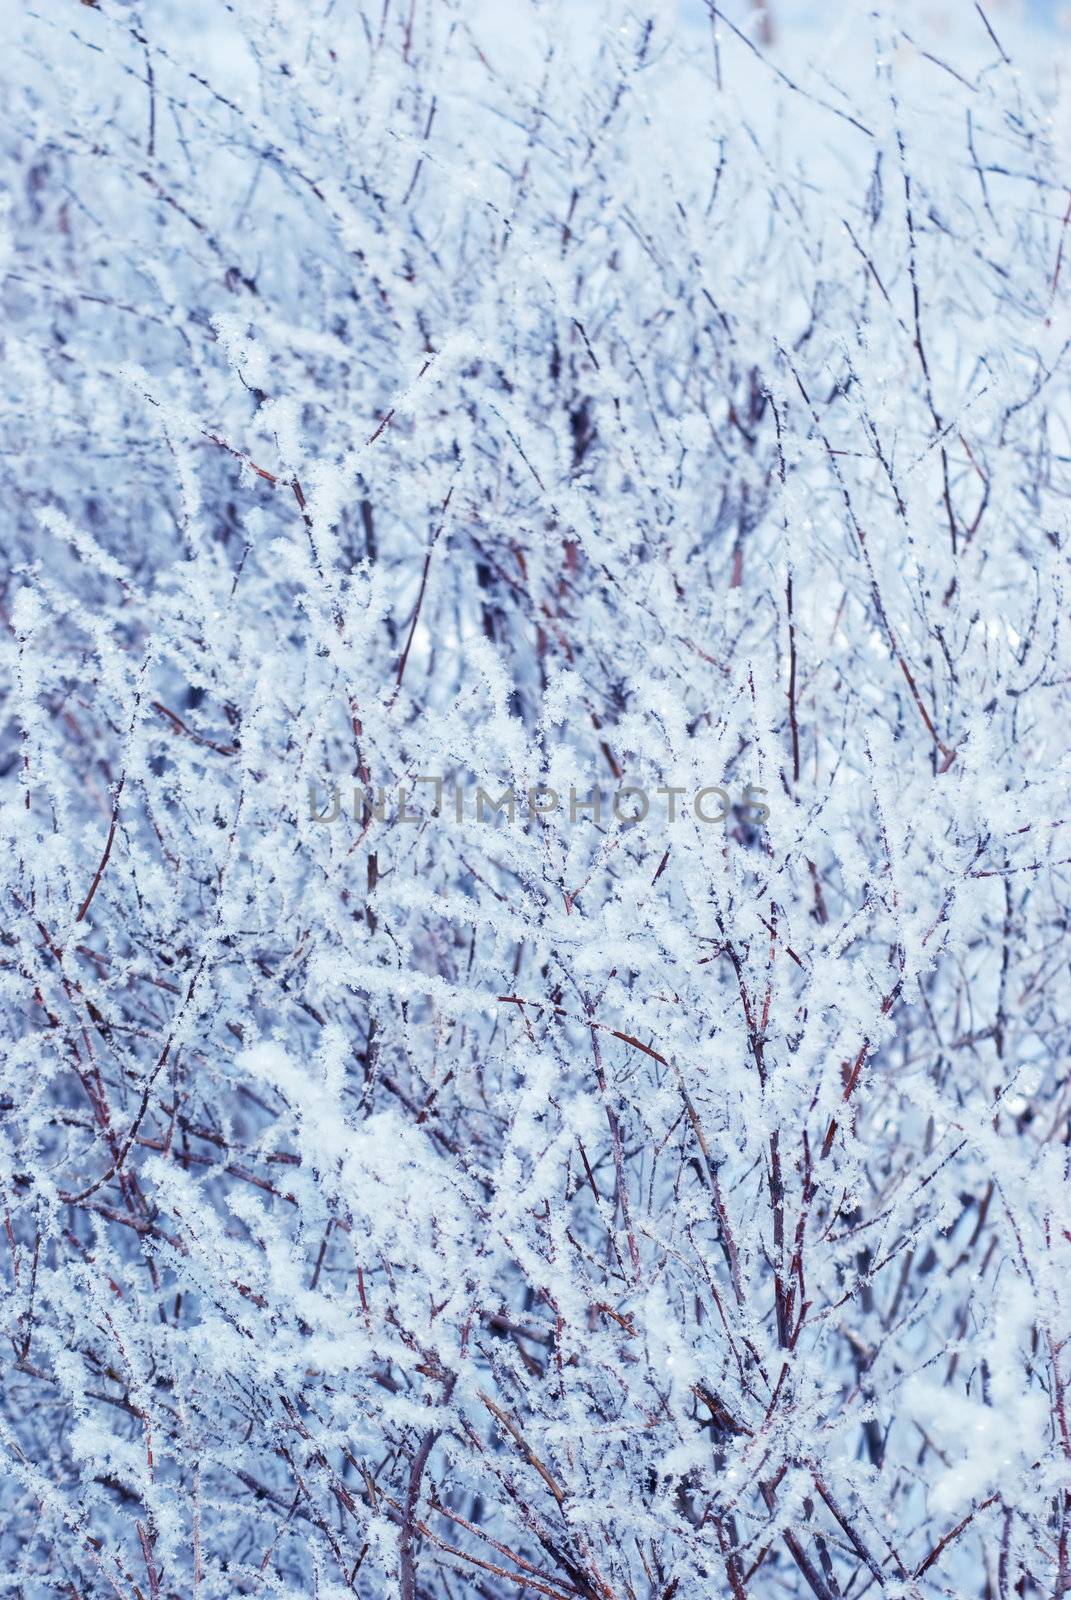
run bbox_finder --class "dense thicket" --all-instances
[1,3,1069,1596]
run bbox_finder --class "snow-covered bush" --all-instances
[1,1,1069,1595]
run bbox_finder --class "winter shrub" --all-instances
[1,2,1069,1595]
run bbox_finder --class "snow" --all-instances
[1,0,1069,1596]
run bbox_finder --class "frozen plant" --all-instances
[0,1,1069,1596]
